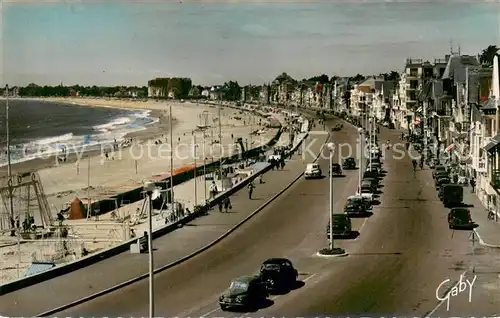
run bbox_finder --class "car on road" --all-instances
[347,195,371,211]
[364,169,379,179]
[435,176,451,189]
[433,166,447,179]
[344,197,368,216]
[440,184,464,208]
[219,275,269,311]
[327,214,352,238]
[362,177,378,191]
[357,180,375,202]
[304,163,322,179]
[331,124,343,131]
[448,208,474,230]
[342,157,356,170]
[259,258,298,292]
[330,163,342,176]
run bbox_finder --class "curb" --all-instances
[37,128,329,317]
[315,252,349,258]
[473,229,500,249]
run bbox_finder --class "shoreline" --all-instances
[0,97,179,173]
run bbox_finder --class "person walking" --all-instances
[470,178,476,193]
[218,201,223,213]
[209,181,218,199]
[223,197,232,212]
[248,182,255,199]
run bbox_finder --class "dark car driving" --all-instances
[259,258,298,292]
[342,157,356,169]
[219,275,269,311]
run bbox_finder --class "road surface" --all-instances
[52,122,500,317]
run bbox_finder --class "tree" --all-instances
[479,45,498,66]
[223,81,241,101]
[350,74,365,83]
[307,74,329,84]
[274,72,295,84]
[343,91,351,108]
[382,71,400,82]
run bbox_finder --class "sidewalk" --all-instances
[462,185,500,247]
[0,128,327,317]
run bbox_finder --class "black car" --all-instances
[331,163,342,175]
[259,258,298,292]
[327,214,352,238]
[436,176,451,188]
[342,157,356,169]
[331,124,343,131]
[448,208,474,230]
[344,200,367,217]
[219,275,269,311]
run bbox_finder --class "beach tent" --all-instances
[68,198,85,220]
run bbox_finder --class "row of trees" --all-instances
[2,83,148,98]
[147,77,193,99]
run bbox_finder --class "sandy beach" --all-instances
[0,97,282,283]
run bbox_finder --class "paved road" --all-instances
[38,122,500,316]
[0,122,328,316]
[52,120,366,317]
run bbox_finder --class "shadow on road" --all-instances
[348,212,373,218]
[349,252,403,256]
[333,231,360,240]
[371,200,381,206]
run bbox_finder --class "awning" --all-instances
[482,134,500,152]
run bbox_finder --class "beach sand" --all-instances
[0,98,282,283]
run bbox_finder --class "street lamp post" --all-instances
[358,128,364,192]
[143,181,156,318]
[327,142,335,249]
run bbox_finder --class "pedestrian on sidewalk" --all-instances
[209,181,218,199]
[248,182,255,199]
[470,178,476,192]
[223,197,232,212]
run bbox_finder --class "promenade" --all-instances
[0,102,282,285]
[0,121,322,316]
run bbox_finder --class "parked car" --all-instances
[436,176,451,189]
[362,177,378,191]
[433,166,447,179]
[357,180,375,202]
[342,157,356,170]
[327,214,352,238]
[331,163,342,176]
[259,258,298,292]
[448,208,474,230]
[344,198,368,217]
[219,276,269,311]
[441,184,464,208]
[347,195,371,211]
[304,163,322,179]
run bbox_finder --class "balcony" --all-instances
[434,58,447,64]
[406,58,423,65]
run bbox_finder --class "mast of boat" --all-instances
[169,104,175,216]
[5,85,19,277]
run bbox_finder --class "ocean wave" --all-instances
[0,111,159,168]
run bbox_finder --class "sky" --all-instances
[1,0,499,86]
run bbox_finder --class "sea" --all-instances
[0,100,158,167]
